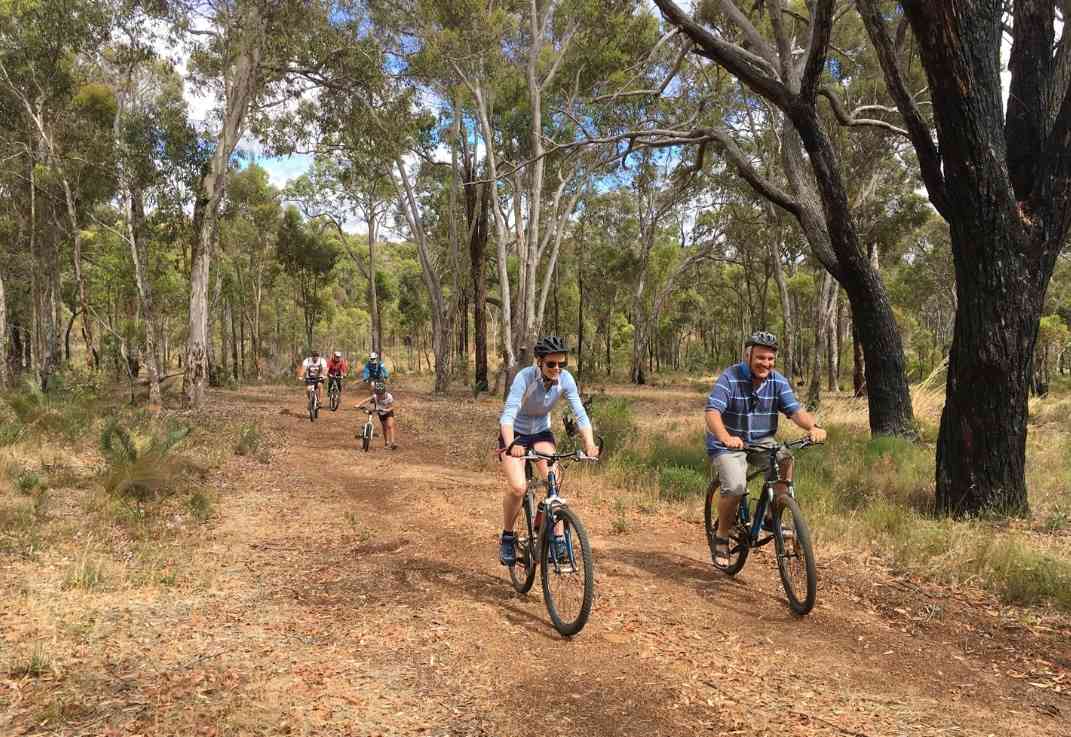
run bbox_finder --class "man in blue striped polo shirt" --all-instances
[705,331,826,567]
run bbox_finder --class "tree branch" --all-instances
[799,0,836,103]
[818,86,910,137]
[1006,0,1055,199]
[652,0,789,107]
[857,0,948,217]
[718,0,776,66]
[589,39,689,103]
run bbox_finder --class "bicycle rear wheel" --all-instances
[772,495,817,615]
[540,505,594,636]
[704,478,749,575]
[508,499,538,594]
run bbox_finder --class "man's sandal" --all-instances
[712,536,732,569]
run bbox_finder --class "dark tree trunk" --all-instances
[934,223,1052,517]
[577,245,584,377]
[230,296,239,383]
[860,0,1070,516]
[792,111,914,436]
[468,178,490,392]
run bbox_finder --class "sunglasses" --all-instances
[542,360,568,369]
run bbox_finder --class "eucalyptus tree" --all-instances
[855,1,1071,515]
[0,0,113,383]
[219,163,281,379]
[171,0,327,407]
[647,0,916,437]
[104,11,201,403]
[276,206,340,350]
[395,0,655,388]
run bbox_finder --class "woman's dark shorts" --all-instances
[498,429,556,452]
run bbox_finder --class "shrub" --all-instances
[235,423,261,456]
[968,537,1071,609]
[8,466,43,494]
[0,424,23,446]
[63,551,105,591]
[187,489,215,522]
[590,396,634,456]
[3,372,101,442]
[100,418,192,503]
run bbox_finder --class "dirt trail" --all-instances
[5,383,1069,736]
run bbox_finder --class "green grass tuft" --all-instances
[235,423,262,456]
[658,465,706,501]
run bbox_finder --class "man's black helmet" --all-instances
[533,335,569,357]
[745,331,778,350]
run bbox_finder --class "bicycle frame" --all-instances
[518,452,591,572]
[737,440,808,547]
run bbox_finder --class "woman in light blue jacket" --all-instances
[496,336,599,565]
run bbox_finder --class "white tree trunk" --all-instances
[183,5,263,408]
[395,159,451,392]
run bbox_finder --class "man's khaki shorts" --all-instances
[710,436,792,497]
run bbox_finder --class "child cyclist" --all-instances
[357,381,398,450]
[497,335,599,565]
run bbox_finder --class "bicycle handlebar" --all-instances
[743,436,822,453]
[504,435,604,462]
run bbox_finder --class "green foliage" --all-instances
[11,467,43,494]
[589,396,634,456]
[657,465,706,501]
[2,372,101,442]
[647,431,708,475]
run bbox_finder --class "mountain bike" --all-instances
[358,408,375,452]
[505,438,601,636]
[306,379,322,422]
[327,375,342,412]
[704,437,820,615]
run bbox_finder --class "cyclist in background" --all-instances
[361,352,389,386]
[496,336,599,566]
[326,351,348,397]
[705,331,826,567]
[301,350,328,406]
[357,381,398,450]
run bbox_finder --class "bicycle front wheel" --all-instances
[704,478,749,575]
[361,425,371,452]
[508,501,538,594]
[308,392,316,422]
[540,505,593,636]
[772,496,817,615]
[329,388,340,411]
